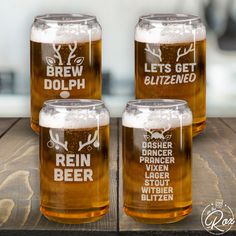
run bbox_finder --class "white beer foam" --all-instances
[31,24,101,43]
[39,109,109,129]
[122,109,192,129]
[135,24,206,44]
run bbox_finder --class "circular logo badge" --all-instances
[201,199,235,235]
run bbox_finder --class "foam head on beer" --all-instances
[39,99,109,129]
[31,14,101,43]
[135,14,206,44]
[122,99,192,129]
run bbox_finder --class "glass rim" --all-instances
[43,99,104,109]
[126,99,188,109]
[139,13,201,24]
[35,13,96,24]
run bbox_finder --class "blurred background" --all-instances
[0,0,236,117]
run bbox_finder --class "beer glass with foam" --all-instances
[135,14,206,135]
[39,99,109,223]
[122,99,192,223]
[31,14,102,132]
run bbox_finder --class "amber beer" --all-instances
[31,14,102,132]
[122,99,192,223]
[39,99,109,224]
[135,14,206,135]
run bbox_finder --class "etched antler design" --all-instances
[144,127,153,135]
[145,44,162,62]
[53,44,63,65]
[67,42,77,65]
[144,124,171,140]
[176,43,195,62]
[48,129,68,151]
[161,124,171,134]
[78,130,99,151]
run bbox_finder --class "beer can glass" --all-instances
[39,99,109,223]
[31,14,102,132]
[135,14,206,135]
[122,99,192,223]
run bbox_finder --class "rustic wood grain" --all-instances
[0,118,118,233]
[0,118,235,235]
[119,118,236,234]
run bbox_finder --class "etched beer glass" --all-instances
[135,14,206,135]
[31,14,102,132]
[39,99,109,223]
[122,99,192,223]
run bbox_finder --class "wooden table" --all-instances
[0,118,235,236]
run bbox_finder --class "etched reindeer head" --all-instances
[46,42,84,66]
[144,124,171,140]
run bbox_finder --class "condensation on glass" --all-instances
[39,99,109,224]
[122,99,192,224]
[135,14,206,135]
[31,14,102,132]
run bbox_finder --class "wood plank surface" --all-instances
[0,118,19,137]
[119,118,236,235]
[0,118,235,235]
[221,118,236,132]
[0,118,118,234]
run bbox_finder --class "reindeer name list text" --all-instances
[140,140,175,202]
